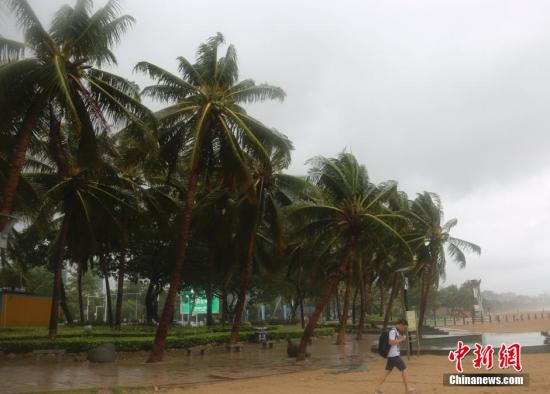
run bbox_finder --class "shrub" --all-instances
[0,327,334,353]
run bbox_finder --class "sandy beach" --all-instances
[160,318,550,394]
[165,353,548,394]
[4,318,550,393]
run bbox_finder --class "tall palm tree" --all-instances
[0,0,150,233]
[229,141,300,343]
[29,113,137,338]
[410,192,481,337]
[136,33,288,362]
[291,152,412,360]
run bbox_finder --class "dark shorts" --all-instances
[386,355,407,371]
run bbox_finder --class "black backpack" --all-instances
[378,330,391,358]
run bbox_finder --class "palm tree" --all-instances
[410,192,481,337]
[229,141,300,344]
[291,152,412,360]
[136,33,288,362]
[29,113,137,338]
[0,0,150,233]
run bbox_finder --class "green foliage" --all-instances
[0,326,334,353]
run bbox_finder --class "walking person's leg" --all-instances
[394,356,415,393]
[375,369,391,392]
[375,358,393,393]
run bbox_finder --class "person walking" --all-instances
[375,318,416,393]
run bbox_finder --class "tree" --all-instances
[29,114,137,338]
[136,33,288,362]
[291,152,412,360]
[410,192,481,337]
[229,143,299,343]
[0,0,150,233]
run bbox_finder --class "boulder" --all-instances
[87,343,116,363]
[287,338,311,358]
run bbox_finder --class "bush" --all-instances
[0,326,335,353]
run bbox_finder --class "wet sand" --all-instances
[3,319,550,393]
[169,353,550,394]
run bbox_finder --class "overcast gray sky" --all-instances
[3,0,550,295]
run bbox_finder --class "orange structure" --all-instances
[0,291,52,327]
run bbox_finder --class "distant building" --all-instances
[0,290,52,327]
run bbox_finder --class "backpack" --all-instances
[378,329,394,358]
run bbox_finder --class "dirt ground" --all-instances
[156,319,550,394]
[6,318,550,393]
[160,353,547,394]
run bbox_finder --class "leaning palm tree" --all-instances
[136,33,288,362]
[409,192,481,337]
[291,152,412,360]
[0,0,150,233]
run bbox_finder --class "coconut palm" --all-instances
[136,32,288,362]
[28,112,138,338]
[409,192,481,337]
[228,139,303,343]
[291,152,412,360]
[0,0,150,233]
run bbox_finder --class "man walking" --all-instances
[375,318,416,393]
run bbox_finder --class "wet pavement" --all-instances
[0,334,379,393]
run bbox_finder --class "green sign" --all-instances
[180,291,219,315]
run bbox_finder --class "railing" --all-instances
[424,311,550,327]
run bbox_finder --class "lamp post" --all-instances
[399,268,413,358]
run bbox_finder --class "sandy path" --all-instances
[165,353,549,394]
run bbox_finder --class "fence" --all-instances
[425,311,550,327]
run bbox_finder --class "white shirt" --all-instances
[388,328,400,357]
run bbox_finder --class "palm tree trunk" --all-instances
[230,231,256,344]
[335,289,341,319]
[115,255,125,329]
[383,276,399,329]
[364,269,372,315]
[148,170,199,363]
[418,265,433,338]
[379,280,385,316]
[206,288,213,326]
[300,297,305,328]
[297,240,354,360]
[145,280,155,324]
[221,288,228,324]
[0,95,46,232]
[352,287,358,325]
[60,278,73,325]
[336,258,353,345]
[206,250,215,327]
[49,212,70,339]
[77,260,85,324]
[101,256,114,328]
[356,265,366,340]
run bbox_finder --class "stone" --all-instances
[87,343,116,363]
[287,338,310,358]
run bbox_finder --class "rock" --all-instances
[87,343,116,363]
[286,338,310,358]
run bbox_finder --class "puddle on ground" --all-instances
[0,334,379,393]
